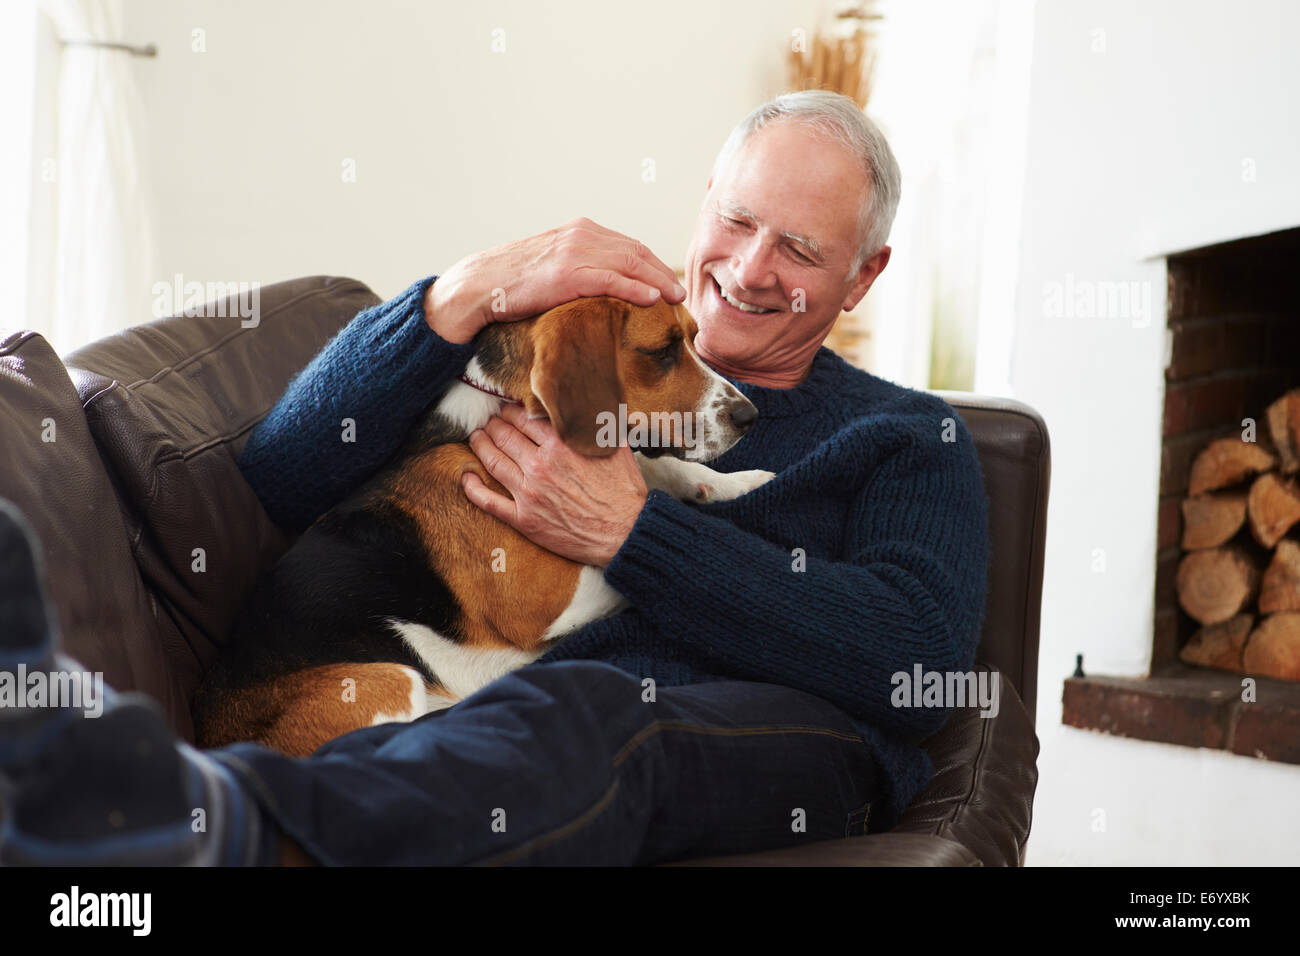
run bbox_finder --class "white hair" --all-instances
[711,90,901,275]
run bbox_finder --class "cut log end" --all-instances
[1265,390,1300,476]
[1179,612,1253,673]
[1180,488,1249,550]
[1243,611,1300,681]
[1176,545,1262,626]
[1247,472,1300,549]
[1187,436,1278,496]
[1260,538,1300,615]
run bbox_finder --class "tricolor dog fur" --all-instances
[194,295,774,756]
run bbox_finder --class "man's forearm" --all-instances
[238,275,477,532]
[602,487,988,740]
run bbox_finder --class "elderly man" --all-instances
[0,91,988,866]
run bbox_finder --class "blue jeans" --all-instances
[212,660,881,865]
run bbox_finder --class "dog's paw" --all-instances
[693,469,776,502]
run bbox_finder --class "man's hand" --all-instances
[461,404,648,567]
[425,218,686,344]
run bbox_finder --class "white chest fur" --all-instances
[434,357,507,435]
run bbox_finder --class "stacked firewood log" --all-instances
[1178,389,1300,681]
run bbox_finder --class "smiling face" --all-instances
[683,119,891,387]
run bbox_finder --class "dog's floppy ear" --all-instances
[527,297,626,458]
[675,303,699,344]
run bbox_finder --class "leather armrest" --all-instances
[670,832,981,866]
[890,663,1039,865]
[668,664,1039,867]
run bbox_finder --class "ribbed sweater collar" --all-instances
[723,347,848,419]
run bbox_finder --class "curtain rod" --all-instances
[61,39,157,57]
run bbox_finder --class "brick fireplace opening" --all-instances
[1064,226,1300,763]
[1157,228,1300,668]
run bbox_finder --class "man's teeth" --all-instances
[717,280,772,313]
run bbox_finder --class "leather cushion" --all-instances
[0,331,181,724]
[60,276,380,739]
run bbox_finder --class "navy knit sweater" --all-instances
[238,276,991,833]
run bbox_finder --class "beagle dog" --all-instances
[193,295,774,756]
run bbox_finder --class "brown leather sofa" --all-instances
[0,275,1048,866]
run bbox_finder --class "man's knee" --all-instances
[459,660,653,747]
[496,660,647,717]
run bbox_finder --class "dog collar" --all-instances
[459,373,523,405]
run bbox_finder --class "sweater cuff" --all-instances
[603,489,719,603]
[385,275,478,371]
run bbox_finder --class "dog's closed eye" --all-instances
[637,335,682,372]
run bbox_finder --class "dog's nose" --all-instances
[729,401,758,431]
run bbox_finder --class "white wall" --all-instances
[110,0,836,322]
[1015,0,1300,865]
[63,0,969,389]
[23,0,997,388]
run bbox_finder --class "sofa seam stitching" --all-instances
[118,281,371,390]
[935,681,995,841]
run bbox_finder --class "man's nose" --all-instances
[731,238,777,290]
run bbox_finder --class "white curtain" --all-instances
[38,0,158,356]
[0,2,40,335]
[865,0,1033,394]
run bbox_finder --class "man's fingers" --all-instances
[481,416,540,460]
[614,237,685,301]
[467,428,527,489]
[460,472,518,526]
[499,403,555,444]
[576,258,685,306]
[574,269,665,307]
[567,221,685,302]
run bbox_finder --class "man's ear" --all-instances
[527,297,625,457]
[843,245,891,313]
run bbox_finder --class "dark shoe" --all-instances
[0,499,85,773]
[0,499,266,865]
[0,499,57,669]
[0,696,200,865]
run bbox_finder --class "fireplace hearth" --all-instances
[1063,226,1300,762]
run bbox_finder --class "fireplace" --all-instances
[1157,228,1300,669]
[1063,226,1300,763]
